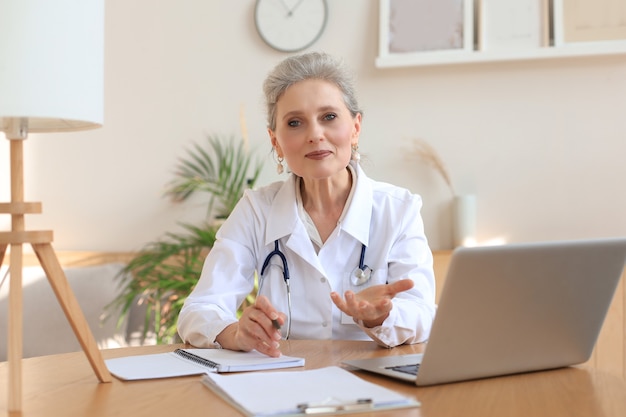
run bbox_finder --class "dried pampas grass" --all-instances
[409,138,454,195]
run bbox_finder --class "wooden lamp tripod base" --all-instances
[0,135,112,412]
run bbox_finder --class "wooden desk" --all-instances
[7,250,626,379]
[1,340,626,417]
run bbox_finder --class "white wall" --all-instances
[1,0,626,251]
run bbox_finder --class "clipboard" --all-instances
[201,366,420,416]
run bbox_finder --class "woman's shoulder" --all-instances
[363,173,420,204]
[355,162,417,201]
[243,179,286,201]
[237,178,294,214]
[219,179,289,236]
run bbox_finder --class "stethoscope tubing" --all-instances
[260,240,292,338]
[259,240,370,340]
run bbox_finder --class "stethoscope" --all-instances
[259,240,372,339]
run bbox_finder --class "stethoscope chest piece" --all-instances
[351,265,372,286]
[351,243,372,286]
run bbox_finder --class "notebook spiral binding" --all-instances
[174,349,219,369]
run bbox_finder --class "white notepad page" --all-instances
[105,348,304,380]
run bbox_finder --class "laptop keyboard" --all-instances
[386,363,420,376]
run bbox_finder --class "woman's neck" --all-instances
[300,167,353,243]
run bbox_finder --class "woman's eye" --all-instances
[287,120,301,127]
[323,113,337,121]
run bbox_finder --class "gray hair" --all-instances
[262,52,362,131]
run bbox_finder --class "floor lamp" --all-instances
[0,0,111,412]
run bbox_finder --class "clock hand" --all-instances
[279,0,291,14]
[288,0,306,16]
[280,0,291,16]
[278,0,306,18]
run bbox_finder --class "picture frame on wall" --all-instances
[378,0,474,61]
[553,0,626,46]
[476,0,551,50]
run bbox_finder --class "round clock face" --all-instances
[254,0,328,52]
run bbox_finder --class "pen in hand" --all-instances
[271,318,281,330]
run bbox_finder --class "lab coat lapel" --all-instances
[265,175,324,273]
[341,163,373,246]
[265,175,299,244]
[285,224,324,273]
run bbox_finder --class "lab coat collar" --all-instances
[341,162,372,246]
[265,174,300,245]
[265,162,373,247]
[265,175,323,273]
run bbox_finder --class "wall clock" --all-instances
[254,0,328,52]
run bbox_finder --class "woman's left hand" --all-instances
[330,279,414,328]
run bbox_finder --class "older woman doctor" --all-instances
[177,52,436,358]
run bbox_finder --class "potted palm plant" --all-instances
[107,135,263,344]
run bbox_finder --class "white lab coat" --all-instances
[177,162,436,348]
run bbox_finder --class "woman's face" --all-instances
[269,79,361,181]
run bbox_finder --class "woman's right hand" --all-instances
[215,295,285,357]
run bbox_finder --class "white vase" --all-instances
[453,194,477,247]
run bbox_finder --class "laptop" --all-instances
[343,238,626,386]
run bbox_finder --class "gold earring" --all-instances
[351,145,360,162]
[277,156,284,174]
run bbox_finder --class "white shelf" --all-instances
[376,40,626,68]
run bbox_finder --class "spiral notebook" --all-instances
[105,348,305,381]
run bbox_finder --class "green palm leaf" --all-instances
[167,136,263,219]
[107,136,264,344]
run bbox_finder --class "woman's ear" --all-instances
[267,128,283,158]
[352,113,362,140]
[269,128,282,158]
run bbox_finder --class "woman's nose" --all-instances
[307,122,324,143]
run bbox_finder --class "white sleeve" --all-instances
[358,192,436,347]
[176,199,259,347]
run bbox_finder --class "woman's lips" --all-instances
[306,150,332,159]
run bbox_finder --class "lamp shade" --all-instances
[0,0,104,133]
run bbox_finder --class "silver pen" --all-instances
[297,398,373,414]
